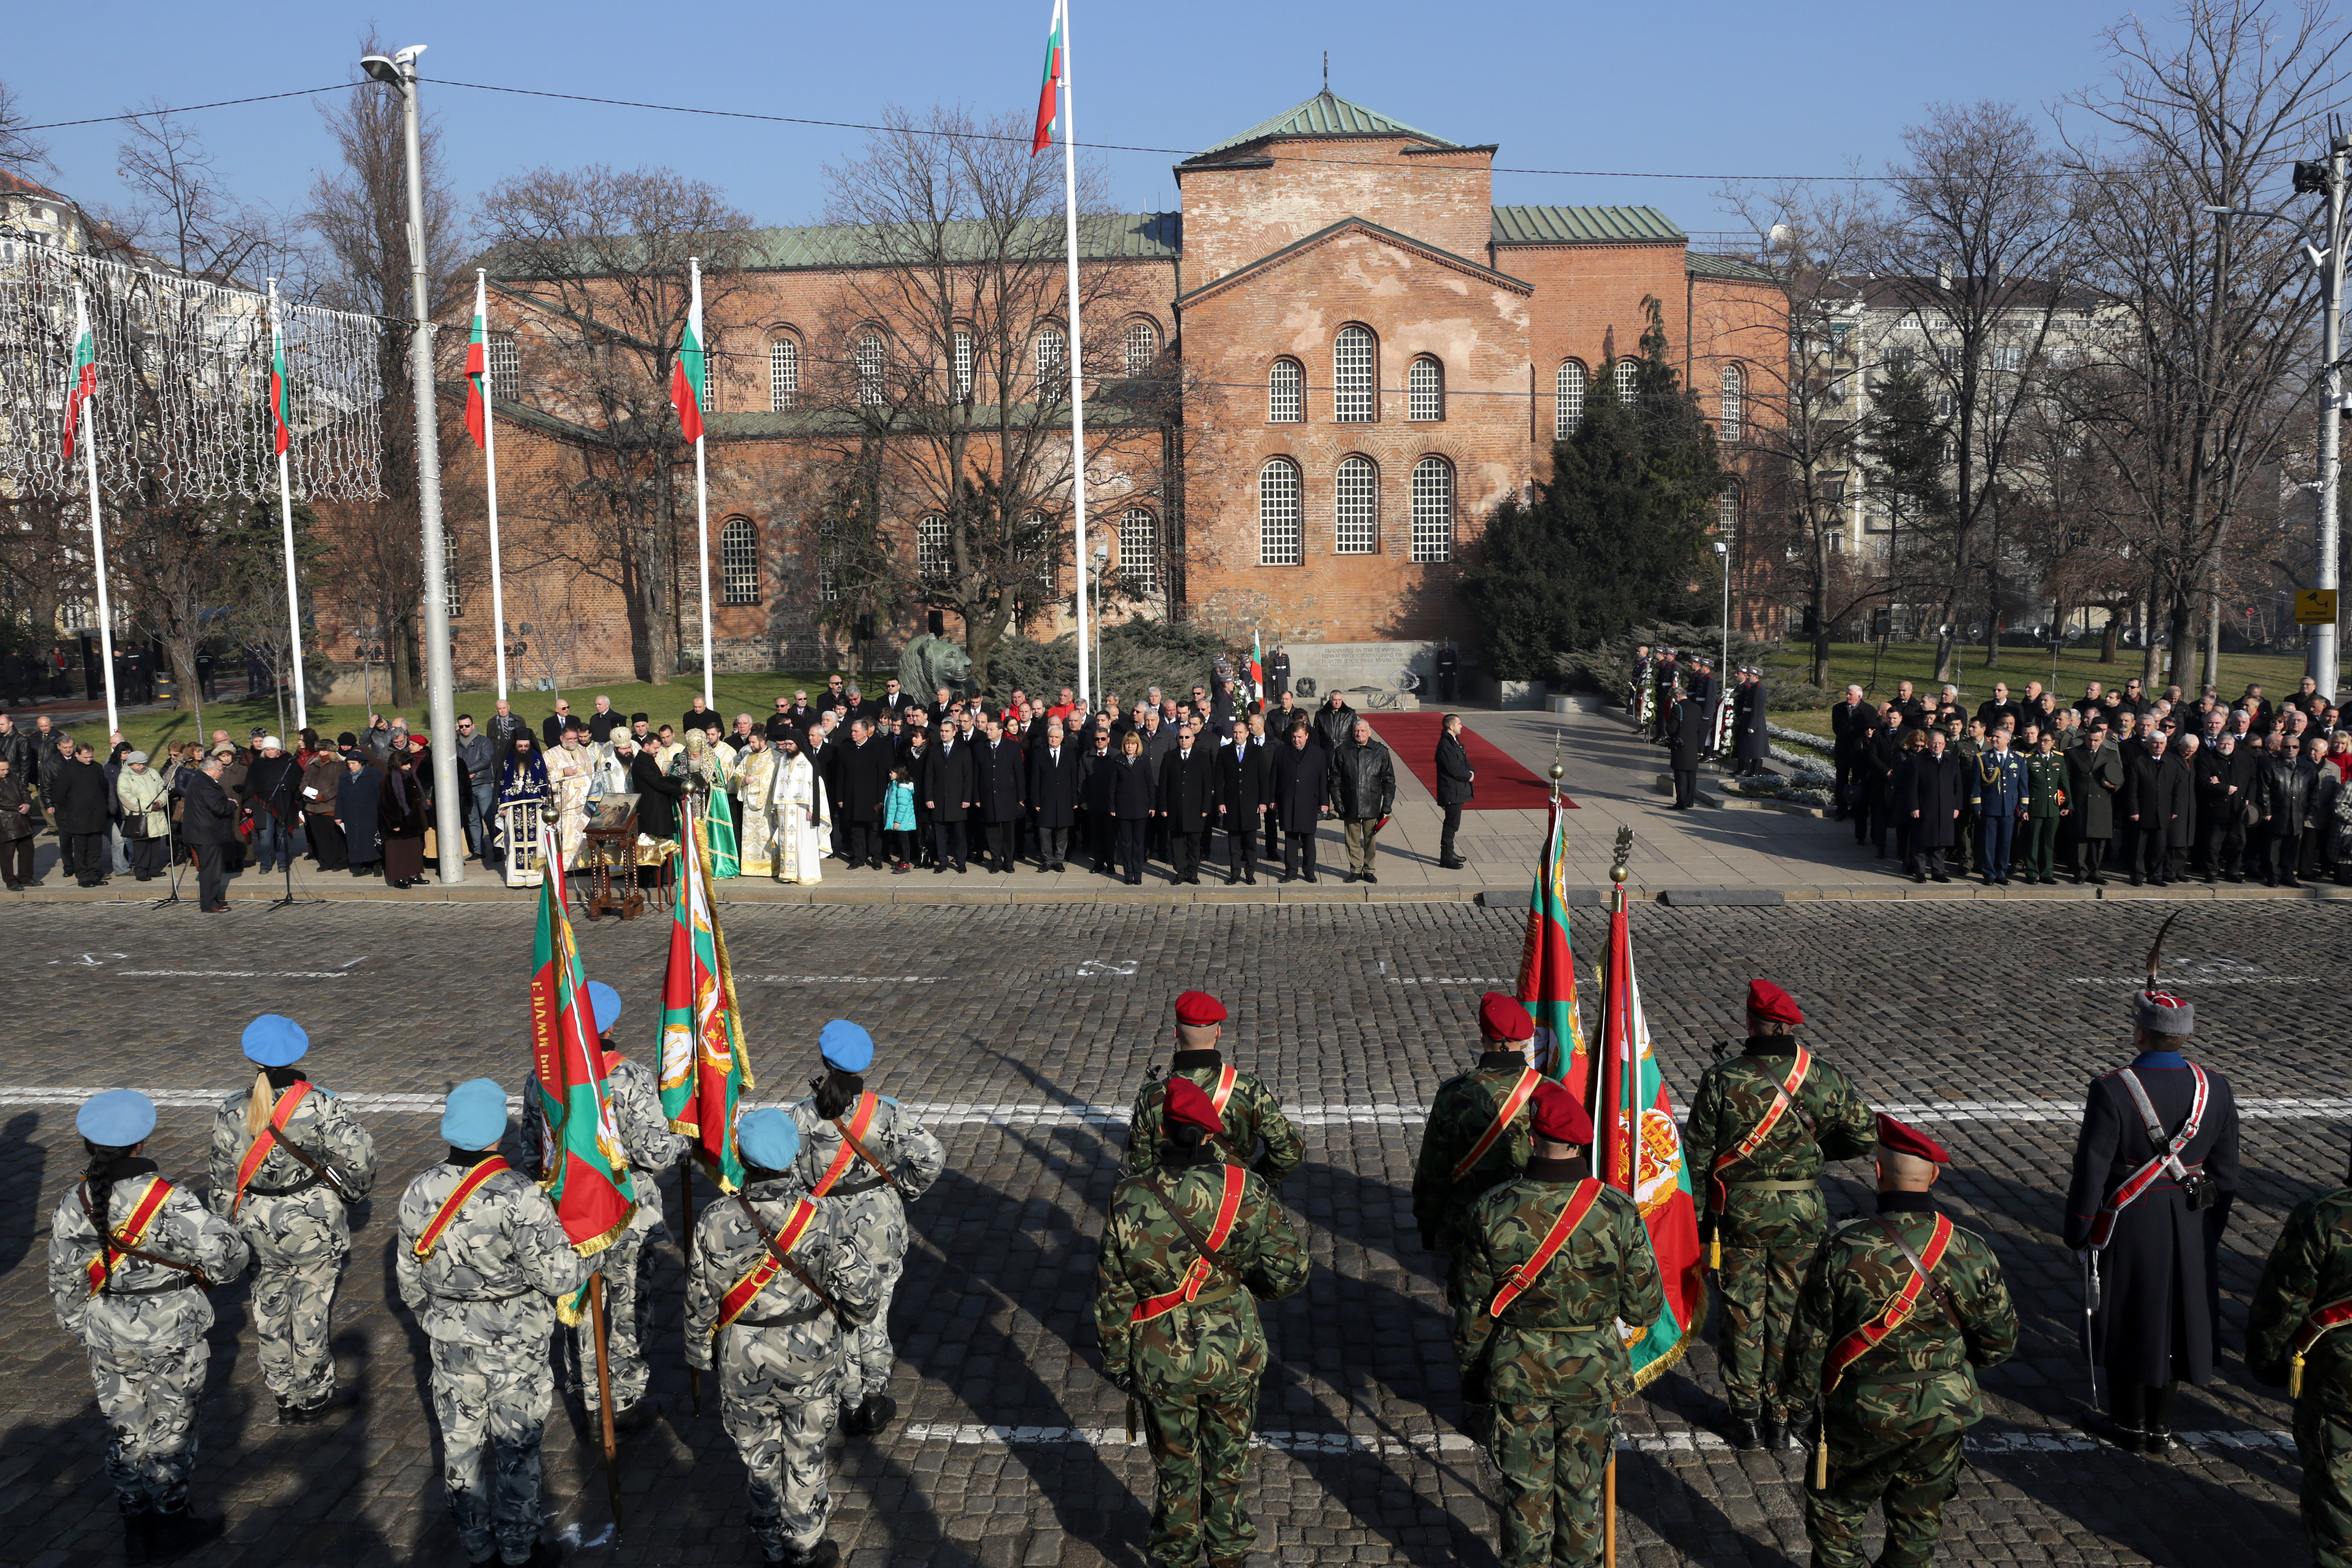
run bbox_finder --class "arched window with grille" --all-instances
[719,516,760,605]
[1268,358,1303,423]
[1035,324,1066,388]
[1720,363,1743,442]
[768,338,799,410]
[1119,508,1160,594]
[952,328,974,398]
[444,535,463,618]
[1717,485,1739,536]
[487,336,521,403]
[1555,361,1586,439]
[1614,357,1639,403]
[817,516,840,604]
[856,333,887,406]
[1410,457,1453,563]
[1334,456,1376,554]
[1124,319,1158,378]
[917,514,951,582]
[1334,325,1375,422]
[1259,459,1302,565]
[1408,357,1443,421]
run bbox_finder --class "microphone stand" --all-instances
[151,814,182,909]
[267,777,321,911]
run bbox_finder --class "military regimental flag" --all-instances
[658,811,753,1191]
[1514,795,1584,1079]
[62,286,96,464]
[268,304,293,457]
[1030,0,1065,153]
[1586,893,1705,1388]
[669,264,706,444]
[529,829,636,1321]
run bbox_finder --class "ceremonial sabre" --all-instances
[2080,1248,2103,1414]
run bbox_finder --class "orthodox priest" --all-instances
[769,733,831,885]
[733,732,779,878]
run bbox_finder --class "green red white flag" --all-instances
[268,304,293,458]
[1030,0,1064,153]
[1515,797,1584,1079]
[669,262,706,444]
[62,286,96,464]
[1248,630,1265,701]
[464,272,493,449]
[658,810,752,1191]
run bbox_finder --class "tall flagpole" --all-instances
[268,280,310,733]
[690,255,715,711]
[1056,0,1093,708]
[478,270,510,700]
[77,285,118,739]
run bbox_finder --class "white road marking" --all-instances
[751,975,948,984]
[115,969,356,979]
[899,1423,2293,1456]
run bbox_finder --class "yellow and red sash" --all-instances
[412,1158,511,1260]
[1207,1064,1238,1116]
[1453,1068,1540,1182]
[714,1197,821,1332]
[1131,1165,1249,1323]
[1488,1178,1604,1319]
[83,1176,175,1296]
[1709,1046,1812,1214]
[230,1080,316,1215]
[2288,1295,2352,1398]
[810,1093,880,1197]
[1822,1213,1956,1392]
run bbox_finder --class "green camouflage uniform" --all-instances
[1411,1050,1536,1306]
[1682,1039,1875,1423]
[2247,1184,2352,1568]
[1453,1162,1663,1568]
[1782,1197,2020,1568]
[395,1150,589,1567]
[1093,1149,1309,1568]
[2022,753,2067,879]
[685,1171,883,1561]
[49,1163,251,1513]
[205,1075,379,1410]
[1125,1054,1304,1183]
[788,1091,945,1406]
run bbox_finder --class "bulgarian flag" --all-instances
[669,261,706,443]
[529,829,637,1321]
[463,272,493,449]
[1030,0,1065,154]
[657,810,753,1191]
[268,304,293,457]
[1515,796,1584,1080]
[1248,629,1265,701]
[62,286,96,464]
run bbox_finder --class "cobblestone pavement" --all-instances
[1,898,2344,1567]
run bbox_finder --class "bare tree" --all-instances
[0,77,51,175]
[107,108,304,287]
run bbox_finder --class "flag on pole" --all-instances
[657,811,752,1191]
[464,273,493,449]
[1030,0,1065,153]
[670,267,706,444]
[268,305,293,457]
[1248,630,1265,702]
[529,831,637,1321]
[1514,796,1585,1080]
[63,287,96,464]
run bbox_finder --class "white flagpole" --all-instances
[76,284,119,739]
[479,270,510,701]
[1057,0,1093,708]
[268,281,310,733]
[690,255,715,711]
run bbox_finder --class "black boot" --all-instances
[120,1500,156,1566]
[2142,1380,2179,1458]
[844,1391,897,1437]
[1725,1410,1760,1450]
[147,1502,224,1560]
[1758,1410,1787,1450]
[777,1542,841,1568]
[2101,1382,2148,1454]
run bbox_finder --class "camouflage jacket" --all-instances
[1453,1162,1665,1407]
[393,1151,589,1343]
[2248,1185,2352,1420]
[1093,1151,1308,1393]
[1410,1054,1536,1253]
[681,1173,883,1381]
[1124,1054,1304,1183]
[522,1056,684,1230]
[1683,1040,1875,1237]
[788,1091,946,1210]
[49,1162,251,1354]
[1781,1196,2018,1432]
[204,1074,381,1253]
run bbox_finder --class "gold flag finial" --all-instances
[1610,826,1633,886]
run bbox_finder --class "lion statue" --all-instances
[898,632,974,700]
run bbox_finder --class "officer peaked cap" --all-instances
[1164,1076,1225,1135]
[1478,992,1535,1043]
[1747,978,1804,1026]
[1876,1113,1949,1164]
[1530,1079,1592,1145]
[1175,990,1227,1027]
[242,1013,310,1067]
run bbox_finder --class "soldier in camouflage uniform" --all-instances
[1454,1079,1663,1568]
[1412,992,1542,1309]
[788,1018,944,1438]
[51,1089,252,1561]
[205,1013,378,1424]
[1782,1115,2018,1568]
[2247,1143,2352,1568]
[395,1078,589,1568]
[1125,989,1303,1183]
[1682,978,1875,1449]
[521,981,684,1430]
[1095,1074,1308,1568]
[685,1108,883,1568]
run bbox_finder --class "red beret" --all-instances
[1747,978,1804,1026]
[1875,1113,1949,1164]
[1164,1075,1225,1135]
[1531,1079,1592,1145]
[1174,990,1227,1027]
[1478,992,1535,1043]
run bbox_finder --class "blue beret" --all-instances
[77,1089,157,1147]
[820,1019,874,1074]
[586,982,623,1036]
[738,1108,799,1171]
[241,1013,310,1067]
[441,1078,509,1151]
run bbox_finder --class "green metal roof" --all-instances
[1192,91,1460,161]
[1490,205,1685,245]
[1684,251,1778,283]
[733,212,1180,270]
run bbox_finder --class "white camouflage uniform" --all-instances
[788,1091,945,1407]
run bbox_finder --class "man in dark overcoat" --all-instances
[2120,731,2191,886]
[2065,720,2123,884]
[972,719,1025,873]
[840,719,893,872]
[1732,668,1771,774]
[920,723,976,873]
[1026,720,1081,872]
[1157,725,1221,886]
[1270,726,1327,883]
[1216,719,1274,884]
[1667,693,1709,810]
[1434,714,1474,869]
[1897,728,1966,883]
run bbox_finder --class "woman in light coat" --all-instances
[116,752,171,881]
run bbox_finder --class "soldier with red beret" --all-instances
[1682,978,1876,1451]
[1412,993,1544,1309]
[1124,991,1302,1186]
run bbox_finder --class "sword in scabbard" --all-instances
[2079,1248,2102,1415]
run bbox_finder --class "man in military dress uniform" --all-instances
[1454,1080,1663,1568]
[2249,1139,2352,1566]
[51,1089,252,1560]
[396,1079,589,1568]
[1095,1076,1308,1568]
[1126,990,1304,1183]
[2020,732,2069,884]
[1412,993,1541,1308]
[206,1013,378,1424]
[1973,728,2028,884]
[789,1019,945,1438]
[1785,1115,2018,1568]
[685,1110,883,1568]
[1682,979,1875,1449]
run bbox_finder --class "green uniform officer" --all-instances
[2248,1145,2352,1568]
[2022,735,2068,884]
[1412,991,1542,1308]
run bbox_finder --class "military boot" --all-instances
[147,1502,224,1561]
[118,1500,155,1566]
[1725,1410,1760,1450]
[776,1543,840,1568]
[1758,1410,1787,1451]
[844,1392,897,1437]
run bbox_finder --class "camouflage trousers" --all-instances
[1803,1421,1965,1568]
[1485,1402,1611,1567]
[2294,1406,2352,1568]
[844,1241,904,1404]
[1140,1380,1259,1568]
[719,1328,842,1556]
[426,1330,555,1565]
[251,1251,345,1404]
[90,1339,206,1511]
[1717,1230,1817,1416]
[578,1228,654,1410]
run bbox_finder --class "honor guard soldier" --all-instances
[1126,990,1303,1183]
[207,1013,378,1425]
[51,1089,251,1562]
[2062,987,2240,1454]
[1096,1076,1307,1568]
[1784,1115,2018,1568]
[396,1079,589,1568]
[1682,979,1875,1449]
[686,1109,883,1568]
[1412,992,1542,1307]
[789,1019,944,1439]
[1454,1080,1662,1568]
[521,981,686,1432]
[2248,1138,2352,1567]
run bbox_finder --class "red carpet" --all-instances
[1368,712,1574,810]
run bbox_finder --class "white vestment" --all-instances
[736,748,780,877]
[770,753,831,885]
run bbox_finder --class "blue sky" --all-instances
[14,0,2151,241]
